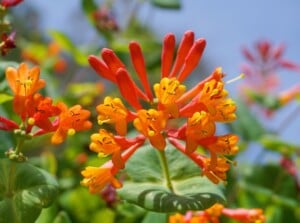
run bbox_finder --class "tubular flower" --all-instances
[201,156,231,184]
[51,102,92,144]
[81,165,121,194]
[87,30,239,189]
[96,96,128,136]
[5,63,46,118]
[133,109,167,150]
[154,77,186,117]
[207,134,239,155]
[26,93,60,132]
[185,111,216,154]
[90,129,124,169]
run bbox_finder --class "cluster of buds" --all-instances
[0,0,24,55]
[169,203,265,223]
[1,63,92,160]
[81,30,240,193]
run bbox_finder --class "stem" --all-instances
[15,138,24,155]
[157,149,174,192]
[6,161,16,197]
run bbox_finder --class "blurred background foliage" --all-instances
[0,0,300,222]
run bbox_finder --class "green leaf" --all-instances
[260,134,300,155]
[53,211,72,223]
[151,0,181,9]
[0,93,13,104]
[142,212,167,223]
[0,159,59,223]
[81,0,98,22]
[118,144,225,213]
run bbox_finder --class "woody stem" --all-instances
[157,149,174,192]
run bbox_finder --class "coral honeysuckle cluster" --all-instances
[1,63,92,160]
[81,30,240,193]
[169,203,265,223]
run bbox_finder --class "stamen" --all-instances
[27,117,35,125]
[226,73,245,84]
[68,128,76,136]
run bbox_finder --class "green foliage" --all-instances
[0,159,59,223]
[49,31,89,66]
[237,163,300,222]
[118,144,225,213]
[151,0,181,9]
[260,134,300,155]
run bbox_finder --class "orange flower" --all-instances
[5,63,46,117]
[27,93,60,132]
[82,139,144,192]
[169,213,186,223]
[133,109,167,150]
[207,134,239,155]
[201,156,230,184]
[96,96,128,136]
[81,165,121,194]
[185,111,216,153]
[6,63,45,97]
[90,129,124,169]
[154,77,186,117]
[51,102,92,144]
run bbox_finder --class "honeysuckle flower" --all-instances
[201,156,230,184]
[51,102,92,144]
[81,165,121,194]
[5,63,46,118]
[0,116,19,131]
[154,77,186,117]
[26,93,60,132]
[207,134,239,155]
[89,129,145,169]
[185,111,216,153]
[82,138,144,193]
[133,109,167,150]
[96,96,129,136]
[87,30,239,188]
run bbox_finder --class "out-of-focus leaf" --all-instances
[59,186,105,222]
[142,212,167,223]
[91,208,115,223]
[49,31,89,66]
[0,159,59,223]
[260,134,300,155]
[228,99,265,141]
[53,211,72,223]
[237,163,300,222]
[151,0,181,9]
[0,61,18,80]
[81,0,98,22]
[118,144,225,213]
[0,93,13,104]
